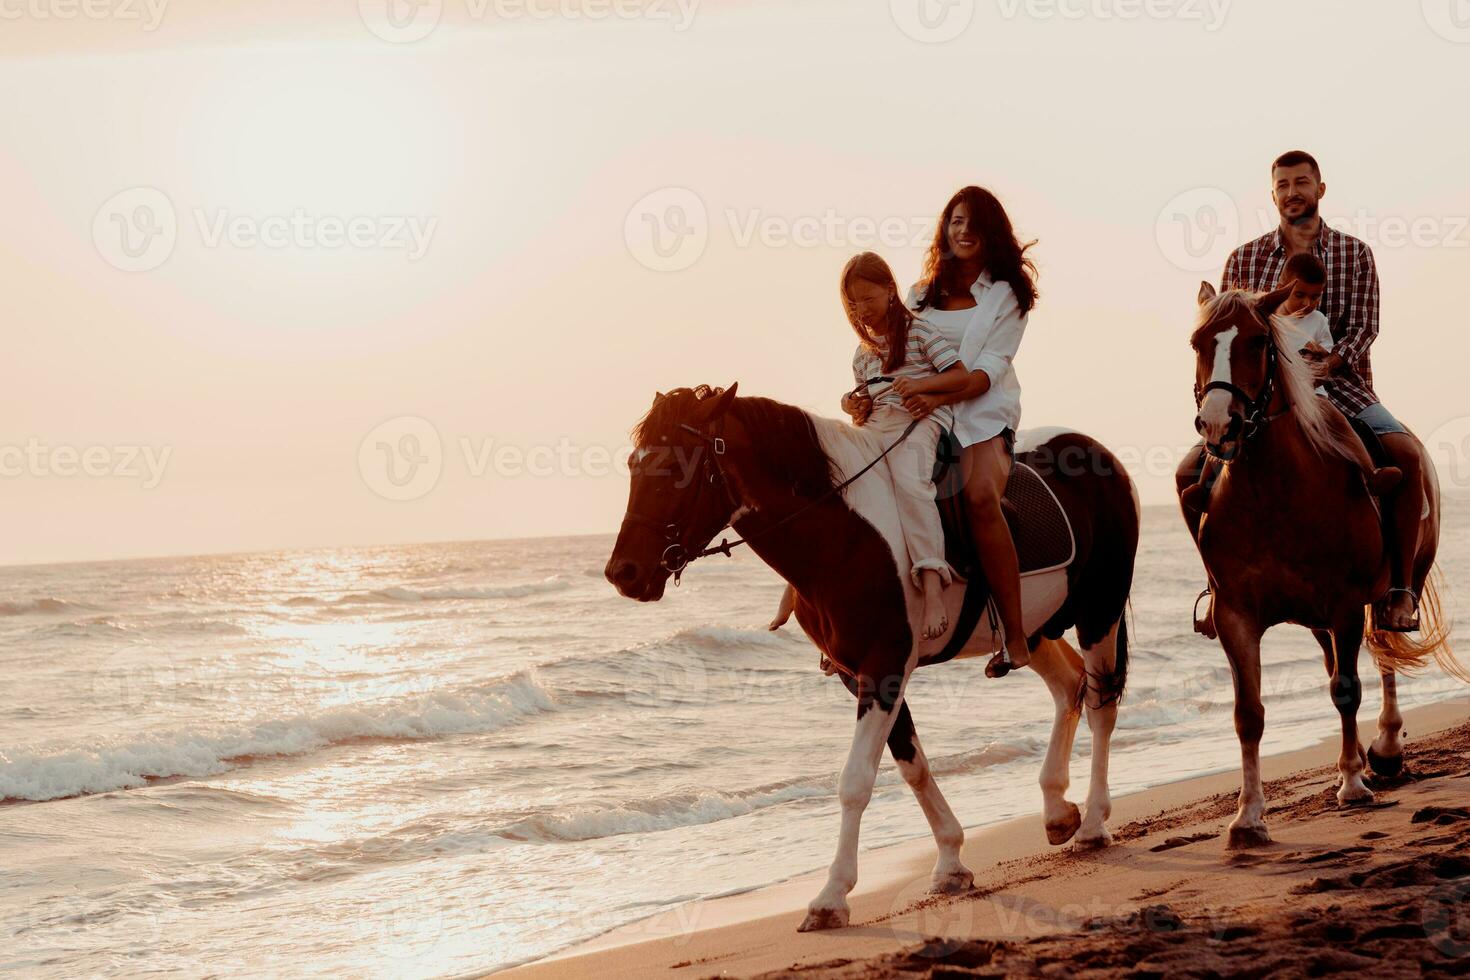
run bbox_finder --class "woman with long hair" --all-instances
[881,186,1038,678]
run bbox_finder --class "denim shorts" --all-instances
[1355,402,1408,437]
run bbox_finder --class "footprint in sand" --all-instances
[1410,805,1470,826]
[1148,832,1219,853]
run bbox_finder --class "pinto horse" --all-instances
[1179,285,1465,848]
[605,384,1138,932]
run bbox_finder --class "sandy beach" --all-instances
[502,696,1470,978]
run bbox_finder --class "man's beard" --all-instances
[1283,198,1319,226]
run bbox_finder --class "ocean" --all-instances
[3,501,1468,977]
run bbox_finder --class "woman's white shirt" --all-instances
[906,271,1026,447]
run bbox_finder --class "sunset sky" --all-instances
[3,0,1468,565]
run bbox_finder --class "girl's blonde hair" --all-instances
[841,252,917,373]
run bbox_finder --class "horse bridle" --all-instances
[618,421,740,584]
[619,407,921,584]
[1194,335,1283,460]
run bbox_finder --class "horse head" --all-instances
[604,384,742,601]
[1190,283,1291,460]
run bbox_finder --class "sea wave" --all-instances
[0,673,557,803]
[495,737,1041,845]
[0,597,94,617]
[283,577,573,608]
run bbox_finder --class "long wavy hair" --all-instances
[841,251,918,374]
[914,186,1038,315]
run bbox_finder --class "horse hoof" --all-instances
[1367,746,1405,779]
[931,868,975,895]
[1045,803,1083,845]
[1337,786,1377,808]
[797,906,849,932]
[1227,824,1272,849]
[1074,829,1113,851]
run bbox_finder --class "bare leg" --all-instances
[1076,619,1122,848]
[961,437,1029,676]
[768,583,796,631]
[1378,433,1425,629]
[801,669,908,932]
[1030,636,1085,844]
[1217,604,1270,847]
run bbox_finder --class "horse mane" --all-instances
[631,386,838,498]
[1197,290,1361,465]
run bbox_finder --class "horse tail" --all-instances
[1366,568,1466,682]
[1108,606,1131,701]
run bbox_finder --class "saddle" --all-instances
[928,429,1076,660]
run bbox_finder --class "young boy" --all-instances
[1182,253,1399,515]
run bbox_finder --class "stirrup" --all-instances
[1373,588,1421,634]
[1193,588,1217,639]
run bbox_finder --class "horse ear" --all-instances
[653,390,667,404]
[704,383,739,419]
[1197,281,1217,307]
[1255,285,1292,320]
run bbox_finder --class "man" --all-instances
[1183,149,1425,633]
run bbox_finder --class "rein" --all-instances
[622,412,921,584]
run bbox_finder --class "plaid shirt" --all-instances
[1220,223,1380,415]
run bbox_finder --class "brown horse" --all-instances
[606,384,1138,931]
[1178,284,1464,847]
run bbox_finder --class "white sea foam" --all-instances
[0,673,556,803]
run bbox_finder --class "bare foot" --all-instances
[1380,589,1419,631]
[921,593,949,641]
[767,613,789,632]
[1367,466,1402,496]
[985,644,1031,678]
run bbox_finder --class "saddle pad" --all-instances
[934,432,1076,579]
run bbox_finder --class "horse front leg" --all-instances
[1330,609,1374,805]
[800,667,907,932]
[1077,620,1124,849]
[1217,605,1270,847]
[1029,636,1085,844]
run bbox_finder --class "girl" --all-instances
[769,252,969,643]
[896,186,1036,679]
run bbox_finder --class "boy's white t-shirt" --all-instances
[1274,309,1334,396]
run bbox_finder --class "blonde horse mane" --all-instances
[1197,290,1361,465]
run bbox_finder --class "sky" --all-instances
[2,0,1468,565]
